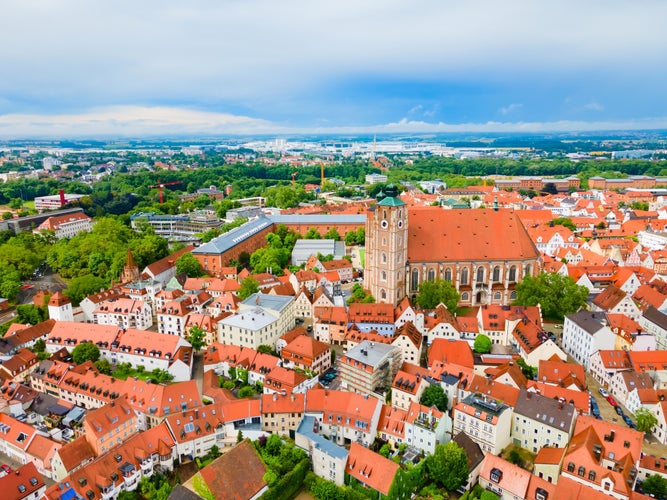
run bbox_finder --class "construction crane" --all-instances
[148,180,183,204]
[291,171,298,188]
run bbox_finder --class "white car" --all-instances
[599,387,609,397]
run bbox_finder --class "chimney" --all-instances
[610,430,615,442]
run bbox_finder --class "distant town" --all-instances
[1,135,667,500]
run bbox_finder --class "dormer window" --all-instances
[490,467,503,483]
[535,487,548,500]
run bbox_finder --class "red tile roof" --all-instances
[407,208,539,262]
[427,339,473,369]
[346,443,399,496]
[197,440,267,500]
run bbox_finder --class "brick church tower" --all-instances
[364,185,408,305]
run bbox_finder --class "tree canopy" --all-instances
[237,277,260,300]
[514,272,588,320]
[420,384,448,411]
[634,407,658,433]
[643,474,667,499]
[473,334,492,354]
[176,253,206,277]
[416,279,459,311]
[426,441,469,491]
[71,342,101,364]
[186,325,207,351]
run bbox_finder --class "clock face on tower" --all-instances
[381,220,388,229]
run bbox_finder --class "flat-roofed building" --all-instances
[338,341,401,398]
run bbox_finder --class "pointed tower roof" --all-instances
[48,291,70,307]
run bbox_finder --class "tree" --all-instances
[64,274,106,306]
[16,304,47,325]
[517,358,538,380]
[426,441,469,491]
[324,228,340,241]
[542,182,558,195]
[635,407,658,433]
[94,359,112,375]
[415,279,459,311]
[237,277,259,300]
[71,342,101,364]
[480,491,500,500]
[420,384,448,411]
[238,386,255,398]
[643,474,667,499]
[550,217,576,232]
[379,443,391,458]
[473,334,492,354]
[175,253,206,277]
[186,325,207,351]
[305,228,321,239]
[514,272,588,320]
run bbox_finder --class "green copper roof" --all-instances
[376,183,405,206]
[377,196,406,206]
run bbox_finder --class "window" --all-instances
[427,269,435,281]
[381,271,387,281]
[492,266,501,282]
[381,289,387,300]
[381,253,387,264]
[588,471,596,481]
[493,292,501,301]
[525,264,532,277]
[411,269,419,292]
[577,466,585,477]
[509,266,517,282]
[567,462,575,473]
[476,267,484,283]
[461,292,469,301]
[490,468,503,483]
[444,268,452,281]
[460,268,469,285]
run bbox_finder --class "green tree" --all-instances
[643,474,667,499]
[64,274,106,306]
[305,228,321,239]
[186,325,207,351]
[16,304,48,325]
[324,228,340,241]
[635,407,658,433]
[237,277,259,300]
[514,272,588,320]
[416,279,459,310]
[426,441,469,491]
[175,253,206,277]
[238,386,255,398]
[517,358,538,380]
[71,342,101,364]
[480,491,500,500]
[379,443,391,458]
[473,334,492,354]
[550,217,576,232]
[94,358,112,375]
[420,384,448,411]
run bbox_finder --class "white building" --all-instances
[35,212,93,240]
[562,311,616,370]
[93,298,153,330]
[453,394,513,455]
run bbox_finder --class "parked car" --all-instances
[615,406,624,416]
[606,395,618,407]
[623,415,635,427]
[1,464,11,473]
[599,387,609,397]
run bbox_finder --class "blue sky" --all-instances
[1,0,666,137]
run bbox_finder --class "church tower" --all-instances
[121,248,140,284]
[48,291,73,322]
[364,185,408,305]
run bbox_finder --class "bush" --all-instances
[239,386,255,398]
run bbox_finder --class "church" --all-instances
[364,185,541,307]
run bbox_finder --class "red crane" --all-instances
[148,181,182,204]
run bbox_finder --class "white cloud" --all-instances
[583,102,605,112]
[1,106,666,137]
[0,0,665,114]
[498,103,523,115]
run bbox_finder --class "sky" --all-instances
[1,0,667,137]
